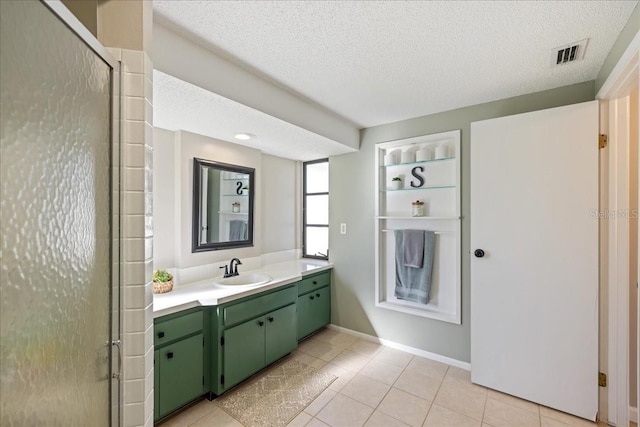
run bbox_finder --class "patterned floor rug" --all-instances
[216,358,336,427]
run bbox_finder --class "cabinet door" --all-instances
[297,286,330,340]
[297,292,315,340]
[223,316,265,390]
[313,286,331,330]
[265,304,297,365]
[158,334,204,417]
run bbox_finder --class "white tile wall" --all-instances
[108,47,154,427]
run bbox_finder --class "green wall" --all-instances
[328,80,595,363]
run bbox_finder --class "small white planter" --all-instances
[391,180,402,190]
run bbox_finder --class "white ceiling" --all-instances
[153,70,356,160]
[152,0,637,157]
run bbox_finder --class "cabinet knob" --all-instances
[158,331,165,339]
[316,293,320,298]
[268,317,274,323]
[258,320,264,326]
[474,249,485,258]
[313,280,317,285]
[310,295,315,300]
[166,352,173,359]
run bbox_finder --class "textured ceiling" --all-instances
[153,0,637,128]
[153,70,355,161]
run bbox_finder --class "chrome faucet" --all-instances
[229,258,242,277]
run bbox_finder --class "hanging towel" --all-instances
[229,220,245,240]
[403,229,425,268]
[394,229,436,304]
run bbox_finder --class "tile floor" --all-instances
[159,329,621,427]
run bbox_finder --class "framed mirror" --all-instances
[192,158,255,252]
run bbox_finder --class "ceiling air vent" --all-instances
[551,38,589,67]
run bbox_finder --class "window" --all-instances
[303,159,329,259]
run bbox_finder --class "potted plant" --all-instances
[391,176,403,190]
[153,269,174,294]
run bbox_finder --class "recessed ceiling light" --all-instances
[234,133,256,141]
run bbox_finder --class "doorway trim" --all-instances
[596,31,639,427]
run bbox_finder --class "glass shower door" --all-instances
[0,1,119,425]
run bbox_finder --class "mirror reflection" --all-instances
[192,158,254,252]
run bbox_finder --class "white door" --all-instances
[470,101,599,420]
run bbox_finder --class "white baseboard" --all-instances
[327,324,471,371]
[630,406,638,423]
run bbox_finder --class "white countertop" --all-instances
[153,259,333,318]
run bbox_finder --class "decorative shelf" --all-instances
[381,156,455,168]
[376,216,460,220]
[219,211,248,215]
[223,177,249,181]
[222,194,249,197]
[374,129,461,324]
[382,185,455,192]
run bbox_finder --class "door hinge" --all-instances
[221,374,225,385]
[220,336,224,346]
[599,372,607,387]
[202,376,204,385]
[599,134,608,149]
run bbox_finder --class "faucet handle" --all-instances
[219,265,230,278]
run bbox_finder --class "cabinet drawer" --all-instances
[154,310,203,346]
[298,270,331,296]
[222,286,297,327]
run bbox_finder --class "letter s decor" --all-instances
[410,166,425,188]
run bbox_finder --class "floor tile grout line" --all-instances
[424,364,450,423]
[481,389,489,425]
[367,353,432,427]
[175,398,216,427]
[538,398,542,427]
[332,350,414,427]
[216,401,247,427]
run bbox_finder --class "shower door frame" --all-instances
[41,1,123,425]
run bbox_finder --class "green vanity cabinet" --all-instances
[154,308,206,422]
[151,268,333,416]
[212,285,298,394]
[297,270,331,340]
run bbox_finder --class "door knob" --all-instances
[474,249,485,258]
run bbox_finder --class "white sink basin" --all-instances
[214,273,272,287]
